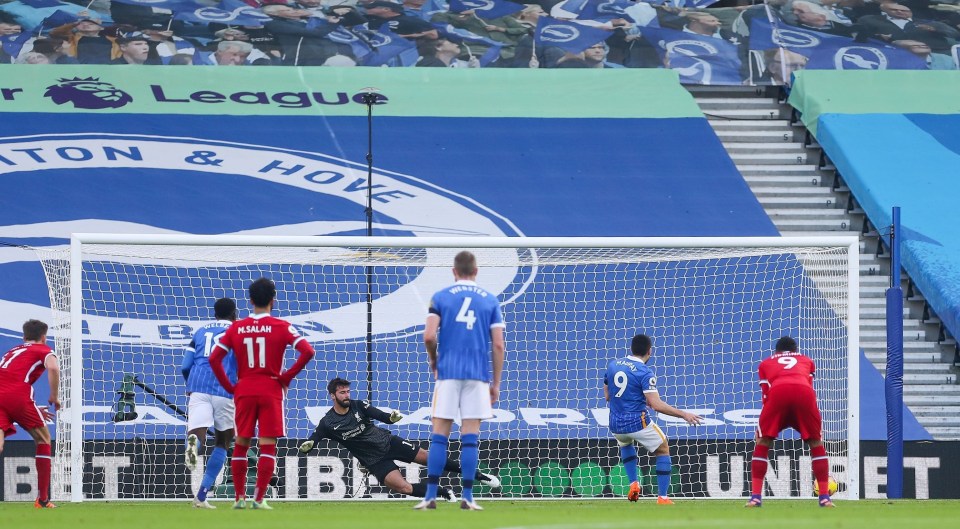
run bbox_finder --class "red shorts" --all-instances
[235,393,285,438]
[758,384,823,440]
[0,393,46,438]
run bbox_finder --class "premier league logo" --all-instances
[43,78,133,110]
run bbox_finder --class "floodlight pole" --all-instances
[360,88,379,404]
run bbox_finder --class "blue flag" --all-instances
[323,25,375,63]
[750,18,926,70]
[20,0,63,8]
[432,22,504,66]
[419,0,449,20]
[0,31,32,58]
[448,0,523,20]
[638,26,743,84]
[363,27,418,67]
[218,0,272,24]
[644,0,721,6]
[174,1,271,26]
[534,17,612,54]
[36,10,80,32]
[111,0,190,10]
[563,0,635,23]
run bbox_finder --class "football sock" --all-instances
[254,444,277,502]
[443,459,461,473]
[655,455,672,497]
[231,443,249,500]
[460,434,479,503]
[619,445,639,484]
[750,444,770,496]
[411,482,427,498]
[811,445,830,497]
[36,443,52,503]
[425,434,448,501]
[198,446,227,501]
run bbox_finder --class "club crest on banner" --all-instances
[540,24,580,43]
[460,0,495,10]
[834,46,888,69]
[0,134,527,344]
[772,28,820,48]
[663,39,719,57]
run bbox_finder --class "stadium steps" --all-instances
[730,152,810,165]
[693,85,960,440]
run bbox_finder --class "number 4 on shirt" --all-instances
[456,298,476,330]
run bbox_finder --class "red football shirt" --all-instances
[209,313,314,397]
[0,342,55,396]
[758,351,816,401]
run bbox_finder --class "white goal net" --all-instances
[36,235,859,501]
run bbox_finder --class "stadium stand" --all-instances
[1,0,958,77]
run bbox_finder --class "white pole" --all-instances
[69,237,84,502]
[846,239,861,500]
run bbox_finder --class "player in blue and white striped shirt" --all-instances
[415,251,505,511]
[604,334,702,504]
[180,297,238,509]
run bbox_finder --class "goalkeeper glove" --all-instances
[298,440,315,453]
[389,410,404,423]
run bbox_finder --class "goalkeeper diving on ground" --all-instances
[299,377,501,501]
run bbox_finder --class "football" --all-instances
[814,477,839,496]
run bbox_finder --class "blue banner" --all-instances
[639,26,743,84]
[174,1,272,26]
[448,0,523,20]
[560,0,637,23]
[362,27,418,67]
[20,0,63,8]
[111,0,190,9]
[432,22,504,65]
[0,32,31,58]
[535,17,613,54]
[750,18,926,70]
[37,9,80,31]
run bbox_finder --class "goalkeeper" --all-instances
[299,378,500,501]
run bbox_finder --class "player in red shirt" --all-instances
[746,336,833,508]
[0,319,61,508]
[209,278,315,510]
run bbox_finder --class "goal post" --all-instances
[40,234,859,502]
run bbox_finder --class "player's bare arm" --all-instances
[424,314,440,378]
[45,354,61,410]
[645,391,702,425]
[490,326,505,405]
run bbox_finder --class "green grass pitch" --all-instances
[6,500,960,529]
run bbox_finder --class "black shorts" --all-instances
[366,436,420,484]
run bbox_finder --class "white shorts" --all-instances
[432,379,493,420]
[187,392,236,432]
[614,421,667,453]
